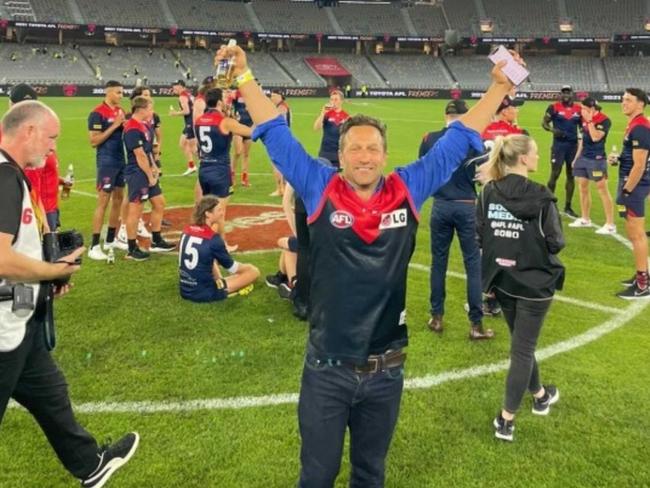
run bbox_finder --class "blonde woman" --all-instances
[476,134,565,442]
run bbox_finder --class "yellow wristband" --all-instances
[234,69,255,88]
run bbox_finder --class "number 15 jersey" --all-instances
[178,224,236,302]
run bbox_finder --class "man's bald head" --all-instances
[0,101,60,168]
[1,100,59,138]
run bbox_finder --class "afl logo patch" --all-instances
[330,210,354,229]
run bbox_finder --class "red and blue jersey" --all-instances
[580,111,610,160]
[319,109,349,163]
[252,115,483,362]
[88,102,126,168]
[194,109,232,167]
[179,90,194,128]
[232,90,253,126]
[126,112,160,145]
[123,118,153,174]
[621,114,650,184]
[178,224,235,302]
[545,102,581,143]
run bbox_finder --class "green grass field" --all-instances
[1,96,649,487]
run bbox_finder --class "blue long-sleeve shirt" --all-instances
[252,115,483,217]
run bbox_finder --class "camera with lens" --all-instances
[42,230,84,287]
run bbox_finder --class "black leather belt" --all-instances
[349,349,406,374]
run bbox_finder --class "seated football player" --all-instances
[179,195,259,302]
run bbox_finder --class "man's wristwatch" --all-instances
[622,188,632,196]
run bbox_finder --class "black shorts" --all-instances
[551,142,578,167]
[573,156,608,181]
[96,165,125,192]
[288,236,298,253]
[199,164,233,198]
[126,169,162,203]
[617,182,650,219]
[183,124,195,140]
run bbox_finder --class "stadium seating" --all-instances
[331,3,411,36]
[407,4,449,37]
[170,48,214,83]
[482,0,560,36]
[253,0,334,34]
[0,44,94,84]
[30,0,77,23]
[247,51,294,87]
[335,53,387,87]
[441,0,479,36]
[525,55,607,91]
[75,0,168,28]
[566,0,646,36]
[444,55,492,90]
[604,56,650,92]
[271,52,326,87]
[5,0,650,39]
[175,47,296,87]
[370,54,452,89]
[81,46,183,85]
[166,0,252,32]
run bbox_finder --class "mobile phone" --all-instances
[488,46,529,86]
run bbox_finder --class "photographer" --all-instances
[0,101,138,487]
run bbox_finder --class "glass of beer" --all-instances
[216,39,237,88]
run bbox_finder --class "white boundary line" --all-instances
[407,263,623,315]
[36,297,643,415]
[406,299,647,390]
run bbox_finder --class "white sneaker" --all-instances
[117,225,128,243]
[137,219,151,239]
[88,244,108,261]
[112,239,129,251]
[182,166,197,176]
[595,224,617,235]
[568,218,591,228]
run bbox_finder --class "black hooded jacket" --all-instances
[476,174,565,300]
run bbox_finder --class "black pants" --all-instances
[0,320,99,478]
[294,197,311,310]
[494,289,552,414]
[547,141,577,209]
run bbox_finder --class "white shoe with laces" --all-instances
[137,219,151,239]
[88,245,108,261]
[595,224,617,235]
[117,225,128,242]
[568,218,591,228]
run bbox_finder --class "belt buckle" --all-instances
[355,357,380,374]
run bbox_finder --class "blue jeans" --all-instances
[298,353,404,488]
[429,199,482,324]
